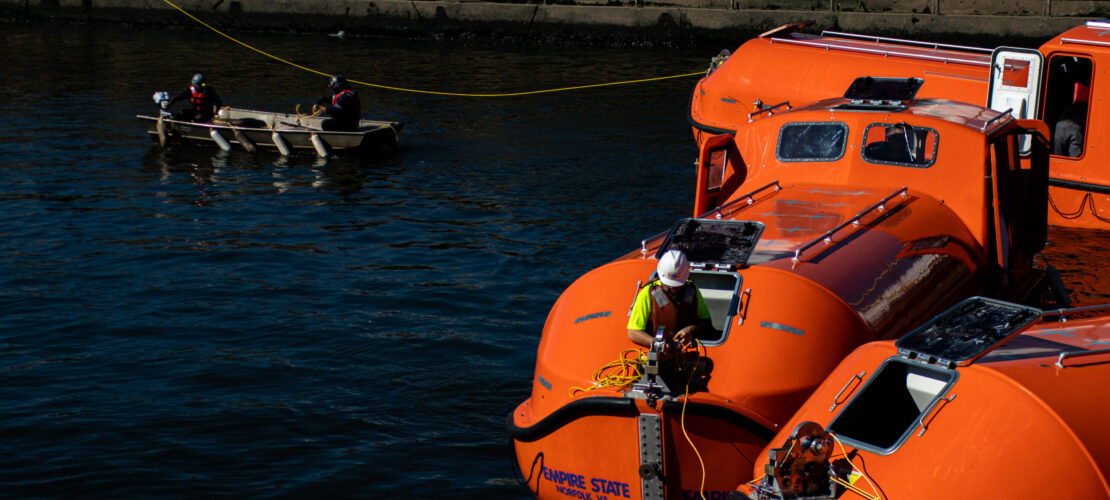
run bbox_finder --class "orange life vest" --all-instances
[189,85,215,120]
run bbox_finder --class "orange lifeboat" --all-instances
[510,80,1062,499]
[690,19,1110,229]
[736,296,1110,499]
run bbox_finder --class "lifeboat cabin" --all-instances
[690,19,1110,229]
[509,78,1060,499]
[737,296,1110,500]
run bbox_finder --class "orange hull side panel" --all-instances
[528,259,659,418]
[512,410,645,499]
[524,257,871,428]
[1047,178,1110,229]
[693,266,873,426]
[512,401,770,497]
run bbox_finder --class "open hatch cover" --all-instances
[844,76,924,103]
[657,218,764,271]
[896,296,1042,367]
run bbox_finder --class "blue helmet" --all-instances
[191,73,206,88]
[329,75,350,91]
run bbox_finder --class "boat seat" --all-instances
[229,118,267,128]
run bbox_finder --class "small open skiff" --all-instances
[137,107,402,157]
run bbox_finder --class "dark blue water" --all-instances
[0,22,709,497]
[2,21,1107,498]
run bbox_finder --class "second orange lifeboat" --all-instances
[736,296,1110,499]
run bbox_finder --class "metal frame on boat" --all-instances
[137,107,402,157]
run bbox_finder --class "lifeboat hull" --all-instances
[510,184,990,498]
[690,21,1110,229]
[738,298,1110,499]
[510,396,770,499]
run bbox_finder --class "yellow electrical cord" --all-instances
[742,430,881,500]
[678,339,708,500]
[568,349,648,395]
[831,476,880,500]
[831,433,883,500]
[158,0,704,97]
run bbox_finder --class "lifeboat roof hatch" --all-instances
[838,76,925,111]
[657,218,764,271]
[895,296,1042,368]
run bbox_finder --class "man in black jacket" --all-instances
[315,75,361,131]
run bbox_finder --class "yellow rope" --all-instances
[158,0,704,97]
[294,103,324,119]
[568,349,648,395]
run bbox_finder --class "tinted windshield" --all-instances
[776,122,848,162]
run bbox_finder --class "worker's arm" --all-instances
[626,286,654,348]
[627,329,654,348]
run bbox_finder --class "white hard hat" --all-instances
[657,250,690,287]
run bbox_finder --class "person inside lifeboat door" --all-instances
[626,250,713,350]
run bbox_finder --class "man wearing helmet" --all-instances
[168,73,224,123]
[315,75,362,131]
[626,249,712,349]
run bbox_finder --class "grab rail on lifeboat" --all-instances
[1055,348,1110,368]
[705,180,782,220]
[792,186,909,264]
[772,36,991,68]
[1061,37,1110,48]
[981,108,1014,131]
[819,30,994,54]
[748,101,791,122]
[1043,303,1110,321]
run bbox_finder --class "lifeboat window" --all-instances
[775,122,848,162]
[861,123,938,167]
[826,359,956,454]
[688,270,739,345]
[706,147,727,191]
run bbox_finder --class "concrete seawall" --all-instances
[3,0,1108,45]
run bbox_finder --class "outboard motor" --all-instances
[152,91,171,117]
